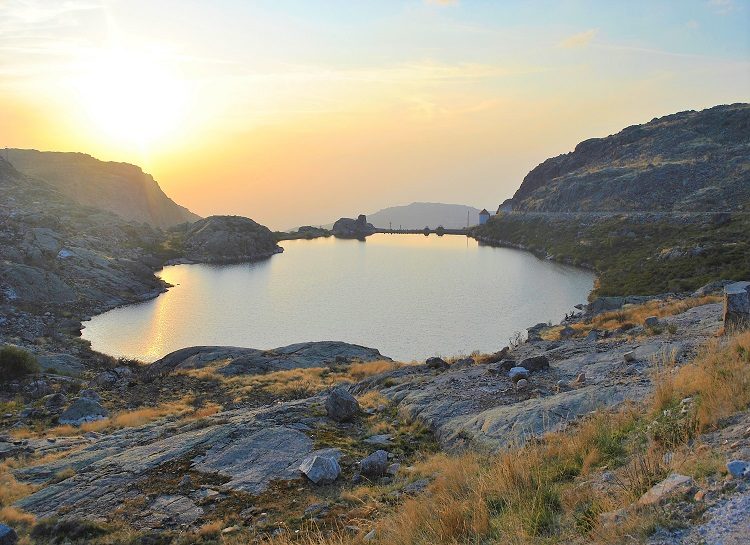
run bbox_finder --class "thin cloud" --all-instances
[424,0,459,5]
[708,0,735,14]
[558,29,598,49]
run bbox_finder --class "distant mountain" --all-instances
[2,149,200,228]
[508,103,750,212]
[366,202,483,229]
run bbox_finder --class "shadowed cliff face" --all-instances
[511,103,750,213]
[2,149,200,228]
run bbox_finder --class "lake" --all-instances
[82,234,595,362]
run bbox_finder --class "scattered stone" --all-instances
[25,380,52,399]
[58,397,108,426]
[694,490,706,502]
[364,434,393,446]
[726,460,749,478]
[221,526,239,535]
[299,454,341,484]
[519,355,549,371]
[403,479,430,496]
[0,524,18,545]
[452,357,474,369]
[425,357,448,370]
[43,392,67,411]
[360,450,389,477]
[89,367,134,389]
[78,389,101,402]
[149,495,203,525]
[585,330,599,342]
[624,351,636,362]
[178,474,193,493]
[644,316,660,328]
[303,502,329,518]
[325,387,359,422]
[571,373,586,386]
[363,529,376,541]
[387,463,400,475]
[508,367,530,382]
[598,508,628,528]
[515,378,529,390]
[638,473,695,506]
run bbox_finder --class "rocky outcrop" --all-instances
[58,397,108,426]
[332,215,376,239]
[147,341,389,378]
[3,149,199,228]
[509,103,750,213]
[0,157,168,318]
[176,215,281,263]
[724,281,750,330]
[358,301,723,450]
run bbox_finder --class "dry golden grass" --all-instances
[661,330,750,432]
[357,391,388,410]
[0,506,36,527]
[195,520,224,537]
[11,396,198,439]
[571,295,721,337]
[263,326,750,545]
[51,466,76,483]
[0,461,36,507]
[217,360,404,399]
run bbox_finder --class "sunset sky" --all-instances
[1,0,749,229]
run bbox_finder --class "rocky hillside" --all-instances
[0,156,166,316]
[475,104,750,296]
[3,149,200,228]
[509,103,749,212]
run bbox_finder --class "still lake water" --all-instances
[82,234,595,362]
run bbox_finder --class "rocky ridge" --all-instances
[3,149,200,228]
[509,103,750,213]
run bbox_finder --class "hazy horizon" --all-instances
[2,0,749,229]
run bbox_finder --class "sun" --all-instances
[75,48,188,149]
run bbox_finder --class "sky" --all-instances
[1,0,749,229]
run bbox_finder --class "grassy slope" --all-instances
[472,212,750,297]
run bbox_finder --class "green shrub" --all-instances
[0,345,40,382]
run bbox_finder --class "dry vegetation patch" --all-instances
[263,327,750,545]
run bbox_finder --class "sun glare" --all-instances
[75,49,188,149]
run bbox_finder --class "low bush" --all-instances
[0,345,40,382]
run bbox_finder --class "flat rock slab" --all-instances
[15,398,323,521]
[148,341,389,377]
[192,426,313,493]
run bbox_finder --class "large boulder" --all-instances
[359,450,389,477]
[723,281,750,330]
[0,523,18,545]
[331,215,376,239]
[58,397,108,426]
[179,215,281,263]
[299,454,341,484]
[519,355,550,371]
[325,387,359,422]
